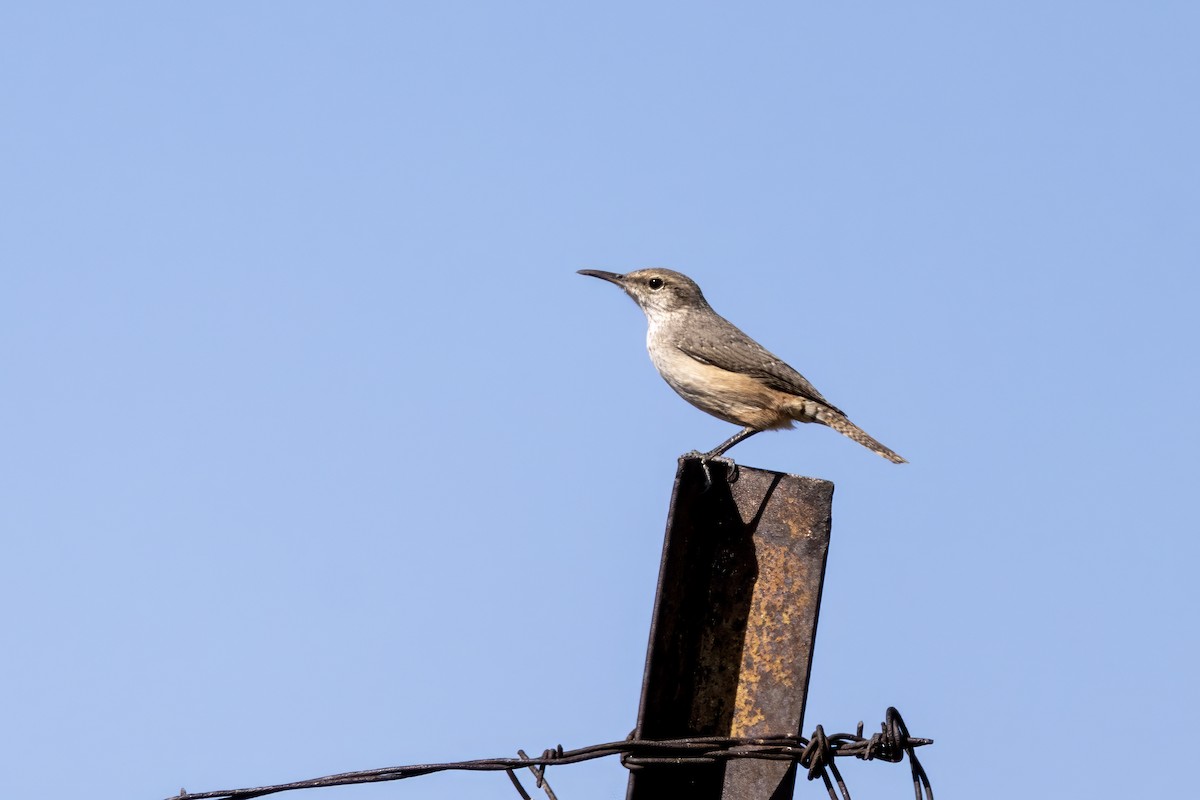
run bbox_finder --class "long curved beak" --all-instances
[577,269,625,285]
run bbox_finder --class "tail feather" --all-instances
[815,407,907,464]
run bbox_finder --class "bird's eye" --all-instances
[647,278,665,290]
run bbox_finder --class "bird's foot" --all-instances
[682,450,739,488]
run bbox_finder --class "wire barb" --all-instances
[517,749,558,800]
[505,768,532,800]
[169,708,931,800]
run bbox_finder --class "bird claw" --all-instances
[683,451,739,488]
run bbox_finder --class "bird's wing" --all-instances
[676,314,845,414]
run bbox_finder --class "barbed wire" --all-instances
[171,707,931,800]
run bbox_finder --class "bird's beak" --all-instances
[577,269,625,286]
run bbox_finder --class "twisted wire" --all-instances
[171,707,931,800]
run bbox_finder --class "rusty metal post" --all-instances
[626,455,834,800]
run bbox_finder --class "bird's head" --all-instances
[577,268,708,319]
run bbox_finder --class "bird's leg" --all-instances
[705,426,761,459]
[684,427,761,487]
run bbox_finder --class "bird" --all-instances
[578,268,906,467]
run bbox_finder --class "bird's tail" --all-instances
[795,402,906,464]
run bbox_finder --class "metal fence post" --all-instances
[626,455,834,800]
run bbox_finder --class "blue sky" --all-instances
[2,3,1197,799]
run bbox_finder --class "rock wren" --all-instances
[578,268,906,465]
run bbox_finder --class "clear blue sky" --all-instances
[2,3,1197,799]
